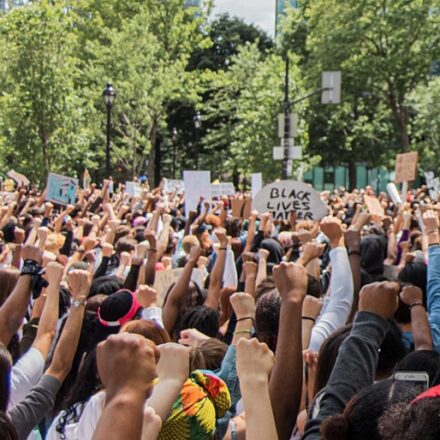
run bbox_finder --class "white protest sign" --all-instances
[253,180,328,221]
[125,181,142,197]
[386,183,403,206]
[7,170,30,187]
[163,178,185,194]
[251,173,262,199]
[153,268,204,306]
[46,173,78,206]
[183,171,211,215]
[425,172,440,201]
[210,182,235,198]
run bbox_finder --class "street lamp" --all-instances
[193,112,201,170]
[103,83,116,178]
[172,127,178,179]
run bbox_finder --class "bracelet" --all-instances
[302,316,316,323]
[348,250,361,256]
[409,302,424,310]
[233,329,252,336]
[149,248,157,253]
[236,316,255,326]
[427,230,439,235]
[219,247,227,251]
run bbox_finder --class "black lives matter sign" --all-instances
[253,181,328,221]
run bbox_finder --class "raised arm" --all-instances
[162,245,201,334]
[303,282,399,439]
[0,245,41,345]
[31,262,62,359]
[309,217,353,352]
[400,285,433,351]
[204,230,228,310]
[423,210,440,351]
[270,262,307,440]
[45,269,90,382]
[93,334,157,440]
[236,338,277,440]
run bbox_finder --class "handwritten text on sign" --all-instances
[253,181,328,221]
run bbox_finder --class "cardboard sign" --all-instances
[364,195,384,216]
[231,197,251,219]
[183,171,211,215]
[46,173,78,206]
[163,178,184,194]
[395,152,418,183]
[251,173,262,200]
[153,268,204,306]
[210,182,235,198]
[253,181,328,221]
[7,170,29,187]
[125,181,142,197]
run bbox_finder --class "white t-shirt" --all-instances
[46,403,85,440]
[9,347,45,409]
[74,391,105,440]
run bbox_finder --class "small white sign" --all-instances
[322,71,341,104]
[251,173,263,199]
[273,146,302,160]
[183,171,211,215]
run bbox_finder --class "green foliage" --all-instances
[0,1,95,183]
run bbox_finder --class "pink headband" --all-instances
[98,290,141,327]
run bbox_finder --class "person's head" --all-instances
[255,290,281,352]
[314,321,406,396]
[89,275,123,298]
[98,289,142,332]
[395,350,440,387]
[379,385,440,440]
[115,236,136,255]
[321,379,418,440]
[0,268,19,306]
[179,306,219,338]
[121,320,171,345]
[159,370,231,440]
[396,262,427,323]
[189,338,228,371]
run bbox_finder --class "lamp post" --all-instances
[193,111,201,170]
[103,83,116,178]
[172,127,178,179]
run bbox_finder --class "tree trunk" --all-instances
[388,89,410,151]
[148,118,158,189]
[348,161,356,191]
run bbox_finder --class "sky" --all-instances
[211,0,276,37]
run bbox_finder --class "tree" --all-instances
[0,1,95,183]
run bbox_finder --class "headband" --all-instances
[98,290,141,327]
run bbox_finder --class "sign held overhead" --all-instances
[253,180,328,221]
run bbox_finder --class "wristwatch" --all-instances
[72,296,87,308]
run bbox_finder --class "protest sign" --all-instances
[251,173,262,200]
[163,178,184,194]
[210,182,235,198]
[7,170,29,187]
[183,171,211,215]
[153,268,204,306]
[231,197,251,219]
[253,180,327,221]
[125,181,142,197]
[46,173,78,206]
[364,195,384,216]
[386,183,403,206]
[395,152,418,183]
[425,172,440,201]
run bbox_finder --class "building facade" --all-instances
[184,0,201,8]
[275,0,298,31]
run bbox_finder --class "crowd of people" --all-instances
[0,178,439,440]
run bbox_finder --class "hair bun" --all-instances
[321,414,349,440]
